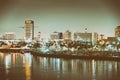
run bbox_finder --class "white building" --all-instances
[4,32,16,40]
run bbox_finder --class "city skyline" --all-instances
[0,0,120,38]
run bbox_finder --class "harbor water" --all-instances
[0,52,120,80]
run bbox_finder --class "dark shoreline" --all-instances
[0,48,120,61]
[31,51,120,61]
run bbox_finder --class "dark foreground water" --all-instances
[0,52,120,80]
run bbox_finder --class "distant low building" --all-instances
[107,37,117,44]
[94,32,98,45]
[74,32,92,42]
[34,32,41,41]
[115,26,120,37]
[50,32,63,40]
[0,35,3,40]
[64,30,71,40]
[3,32,16,40]
[74,32,80,41]
[73,32,92,46]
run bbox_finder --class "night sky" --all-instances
[0,0,120,38]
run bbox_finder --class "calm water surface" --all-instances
[0,52,120,80]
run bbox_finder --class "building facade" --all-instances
[74,32,80,40]
[107,37,117,44]
[73,32,92,46]
[50,32,63,40]
[64,30,71,40]
[4,32,16,40]
[34,32,41,41]
[94,32,98,45]
[25,20,34,40]
[74,32,92,42]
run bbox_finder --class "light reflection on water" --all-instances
[0,52,120,80]
[24,53,32,80]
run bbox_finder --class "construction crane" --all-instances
[18,26,25,29]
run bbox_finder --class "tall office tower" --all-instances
[115,26,120,37]
[25,20,34,40]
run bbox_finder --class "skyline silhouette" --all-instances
[0,0,120,38]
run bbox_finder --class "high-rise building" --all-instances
[115,26,120,37]
[25,20,34,40]
[64,30,71,40]
[4,32,16,40]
